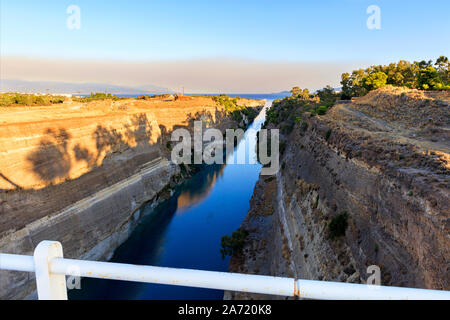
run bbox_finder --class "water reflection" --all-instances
[176,165,225,215]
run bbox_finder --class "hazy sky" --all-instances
[1,0,449,93]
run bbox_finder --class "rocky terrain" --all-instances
[0,95,263,299]
[225,87,449,299]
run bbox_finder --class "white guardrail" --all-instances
[1,241,449,300]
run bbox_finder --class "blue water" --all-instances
[70,99,271,300]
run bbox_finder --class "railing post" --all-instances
[33,241,68,300]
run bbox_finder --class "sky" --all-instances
[1,0,449,93]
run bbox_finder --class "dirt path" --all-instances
[332,103,450,154]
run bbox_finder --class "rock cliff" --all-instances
[226,87,449,299]
[0,95,263,299]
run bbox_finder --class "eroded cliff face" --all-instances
[226,88,449,299]
[0,96,264,299]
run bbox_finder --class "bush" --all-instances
[14,94,33,105]
[0,93,66,107]
[317,105,327,115]
[266,107,279,124]
[220,229,249,259]
[329,212,348,240]
[325,129,332,141]
[316,85,338,106]
[73,92,124,102]
[231,110,243,123]
[213,95,241,113]
[0,94,16,106]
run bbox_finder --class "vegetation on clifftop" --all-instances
[264,57,449,129]
[0,93,66,107]
[341,56,450,99]
[72,92,126,102]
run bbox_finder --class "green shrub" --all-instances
[329,212,349,240]
[325,129,332,141]
[73,92,124,102]
[213,95,241,112]
[0,94,16,106]
[220,229,249,259]
[0,93,66,107]
[49,96,65,104]
[266,107,279,124]
[317,105,327,115]
[231,110,243,123]
[316,85,338,106]
[14,94,33,105]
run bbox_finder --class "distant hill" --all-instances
[273,90,291,96]
[0,79,174,95]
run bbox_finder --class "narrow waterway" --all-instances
[70,99,272,300]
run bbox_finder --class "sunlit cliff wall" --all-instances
[0,96,264,299]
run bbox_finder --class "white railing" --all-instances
[1,241,449,300]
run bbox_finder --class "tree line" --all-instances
[340,56,449,99]
[289,56,449,107]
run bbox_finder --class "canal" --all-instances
[70,99,272,299]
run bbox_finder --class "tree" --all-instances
[290,86,301,97]
[435,56,449,84]
[340,73,352,99]
[316,85,337,107]
[290,87,310,99]
[340,57,447,97]
[415,60,433,69]
[417,66,442,90]
[362,72,388,91]
[340,69,367,98]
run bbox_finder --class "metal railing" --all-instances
[1,241,449,300]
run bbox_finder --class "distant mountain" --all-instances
[273,90,291,96]
[0,79,174,95]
